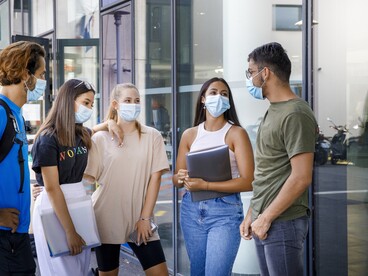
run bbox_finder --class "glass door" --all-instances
[312,0,368,275]
[57,38,100,130]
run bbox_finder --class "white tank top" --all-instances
[190,122,239,179]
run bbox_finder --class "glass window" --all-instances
[101,0,119,9]
[175,1,303,275]
[314,1,368,275]
[56,0,99,39]
[58,41,100,129]
[135,0,174,270]
[272,5,302,31]
[31,0,53,35]
[0,0,10,49]
[12,0,31,36]
[104,1,305,274]
[101,3,132,115]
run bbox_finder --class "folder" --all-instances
[40,196,101,257]
[186,144,232,202]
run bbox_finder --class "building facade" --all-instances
[1,0,367,275]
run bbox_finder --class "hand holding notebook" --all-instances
[40,196,101,257]
[186,144,232,202]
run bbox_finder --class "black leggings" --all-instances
[95,241,166,272]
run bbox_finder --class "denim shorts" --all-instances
[180,192,244,276]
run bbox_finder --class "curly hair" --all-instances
[0,41,45,86]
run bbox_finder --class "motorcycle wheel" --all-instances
[315,148,328,166]
[331,156,338,165]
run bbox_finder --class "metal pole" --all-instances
[114,12,122,84]
[303,1,315,275]
[171,0,178,274]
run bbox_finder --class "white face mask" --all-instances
[204,94,230,118]
[75,103,93,124]
[25,76,47,102]
[119,103,141,122]
[245,68,266,100]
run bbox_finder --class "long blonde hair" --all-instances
[106,83,142,138]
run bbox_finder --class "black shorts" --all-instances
[95,241,166,272]
[0,230,36,275]
[128,240,166,271]
[95,244,121,272]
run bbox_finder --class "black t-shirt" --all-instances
[32,133,89,186]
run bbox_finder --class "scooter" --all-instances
[327,117,349,164]
[314,128,330,166]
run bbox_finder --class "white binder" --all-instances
[40,196,101,257]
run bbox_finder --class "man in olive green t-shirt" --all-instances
[240,42,318,276]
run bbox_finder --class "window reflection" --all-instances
[314,0,368,274]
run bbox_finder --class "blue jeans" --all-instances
[180,192,244,276]
[253,216,309,276]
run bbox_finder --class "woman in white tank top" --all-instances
[173,77,254,276]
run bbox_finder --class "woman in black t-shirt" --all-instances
[31,79,95,276]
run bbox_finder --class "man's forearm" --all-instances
[261,175,310,222]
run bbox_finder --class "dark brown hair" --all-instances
[193,77,242,127]
[35,79,95,149]
[0,41,45,86]
[248,42,291,83]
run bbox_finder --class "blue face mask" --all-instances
[75,103,93,124]
[119,103,141,122]
[246,68,266,100]
[205,94,230,118]
[26,77,47,102]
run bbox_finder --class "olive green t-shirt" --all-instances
[251,98,318,221]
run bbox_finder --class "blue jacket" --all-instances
[0,94,31,233]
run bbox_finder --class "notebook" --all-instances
[186,144,232,202]
[40,196,101,257]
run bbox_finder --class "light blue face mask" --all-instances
[205,94,230,118]
[26,76,47,102]
[246,68,266,100]
[119,103,141,122]
[75,103,93,124]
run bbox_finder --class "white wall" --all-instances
[223,0,302,128]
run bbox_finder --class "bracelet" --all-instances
[139,217,153,221]
[206,181,209,191]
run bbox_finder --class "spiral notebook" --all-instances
[186,144,232,202]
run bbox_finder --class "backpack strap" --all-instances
[14,137,25,193]
[0,99,16,162]
[0,99,25,193]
